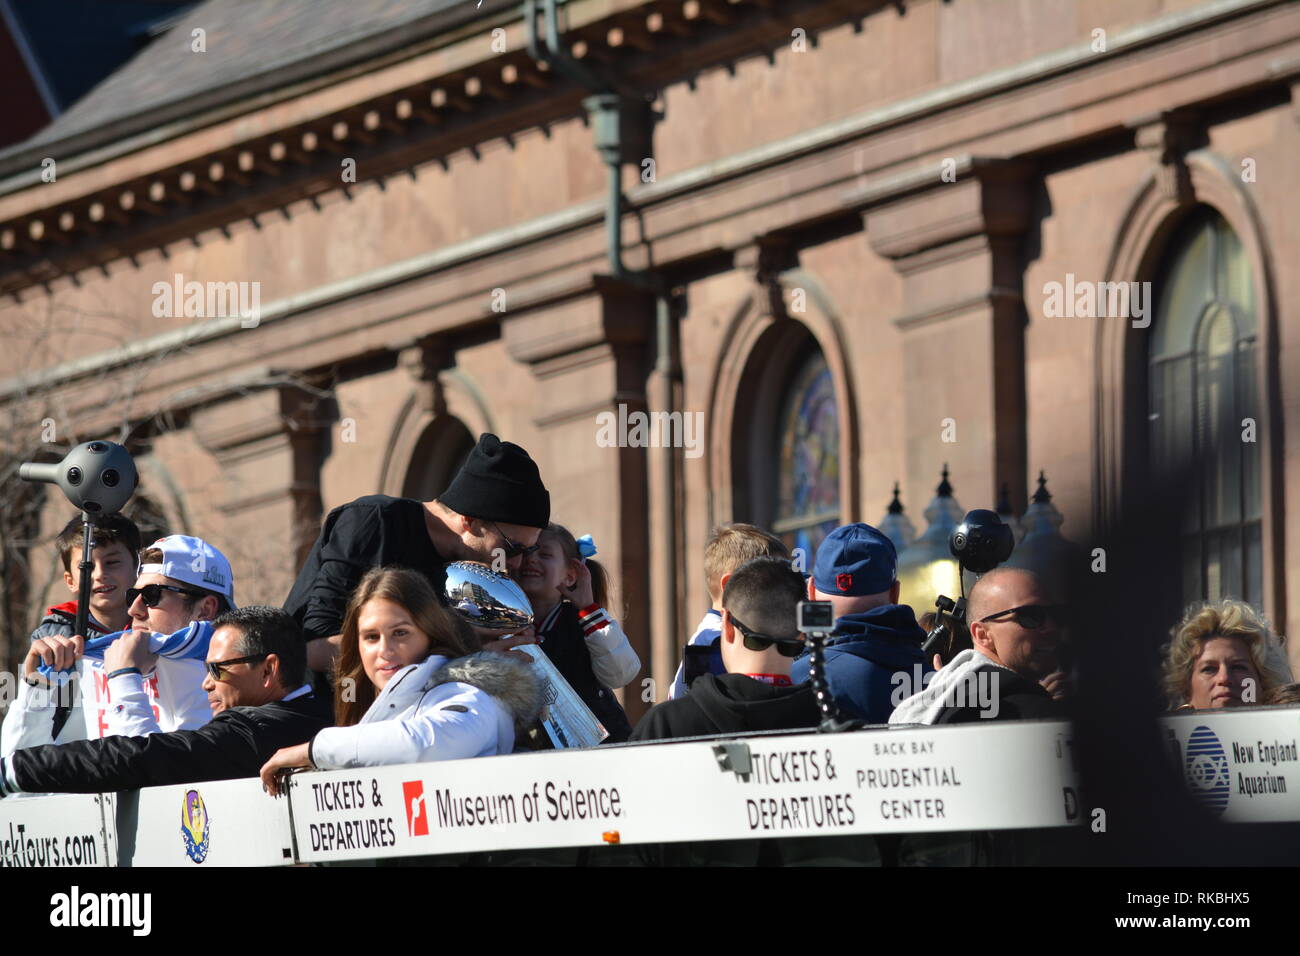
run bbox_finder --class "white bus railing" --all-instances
[0,707,1296,867]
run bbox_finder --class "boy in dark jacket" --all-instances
[631,558,818,741]
[790,523,932,723]
[30,515,141,644]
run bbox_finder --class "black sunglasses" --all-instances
[490,521,539,559]
[977,604,1066,630]
[205,654,269,682]
[127,583,205,608]
[728,614,805,658]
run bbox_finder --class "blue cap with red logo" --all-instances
[812,523,898,597]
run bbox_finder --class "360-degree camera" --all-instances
[19,441,137,515]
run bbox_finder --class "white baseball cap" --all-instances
[138,535,237,608]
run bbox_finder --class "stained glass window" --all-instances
[773,350,841,559]
[1148,207,1261,608]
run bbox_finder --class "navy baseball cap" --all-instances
[812,523,898,597]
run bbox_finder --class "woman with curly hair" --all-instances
[1163,600,1291,710]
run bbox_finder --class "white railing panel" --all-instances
[0,792,114,867]
[117,777,294,867]
[290,719,1079,863]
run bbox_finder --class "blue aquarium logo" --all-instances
[1184,725,1231,816]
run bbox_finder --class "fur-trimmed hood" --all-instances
[426,651,544,734]
[313,651,542,770]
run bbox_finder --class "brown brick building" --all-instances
[1,0,1297,718]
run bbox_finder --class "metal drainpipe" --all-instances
[528,0,647,280]
[525,0,681,702]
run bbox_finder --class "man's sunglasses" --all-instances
[126,583,205,608]
[729,614,805,658]
[977,604,1067,630]
[490,521,539,559]
[205,654,269,682]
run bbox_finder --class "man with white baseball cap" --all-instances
[101,535,237,736]
[2,535,238,760]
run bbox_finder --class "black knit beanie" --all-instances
[440,433,550,529]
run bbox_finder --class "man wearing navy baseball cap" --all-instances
[791,523,932,723]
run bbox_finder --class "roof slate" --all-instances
[0,0,497,168]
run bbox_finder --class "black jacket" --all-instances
[934,672,1062,724]
[284,495,448,642]
[631,674,820,742]
[1,691,332,795]
[537,603,633,743]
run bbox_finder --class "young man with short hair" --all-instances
[667,523,790,700]
[631,557,819,741]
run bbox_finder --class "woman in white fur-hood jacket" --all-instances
[260,567,542,794]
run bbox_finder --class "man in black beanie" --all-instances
[284,433,550,672]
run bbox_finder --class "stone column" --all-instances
[504,277,659,719]
[190,381,330,603]
[865,158,1033,515]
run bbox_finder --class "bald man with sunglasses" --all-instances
[890,567,1068,725]
[631,558,820,742]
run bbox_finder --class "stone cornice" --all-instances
[2,0,1297,427]
[863,158,1034,262]
[0,0,896,294]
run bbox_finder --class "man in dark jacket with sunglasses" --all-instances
[631,558,819,742]
[889,567,1066,724]
[0,607,331,797]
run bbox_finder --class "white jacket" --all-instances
[309,651,544,770]
[0,657,211,758]
[572,604,641,689]
[669,609,723,700]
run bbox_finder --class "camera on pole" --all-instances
[19,441,138,643]
[921,509,1014,665]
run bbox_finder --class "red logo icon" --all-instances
[403,780,428,837]
[836,573,853,592]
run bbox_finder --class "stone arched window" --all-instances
[1148,205,1261,607]
[712,269,856,552]
[402,417,475,501]
[734,329,841,558]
